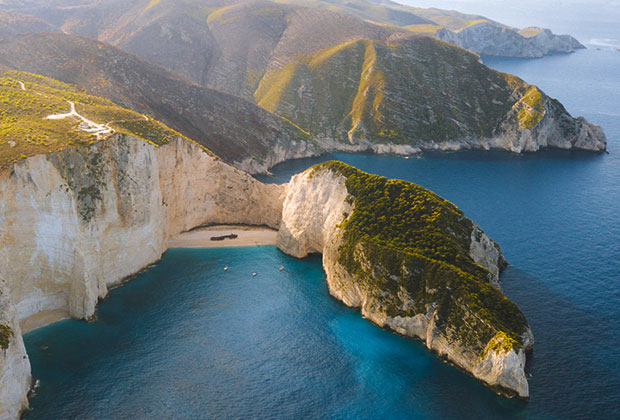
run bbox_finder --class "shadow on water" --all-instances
[22,245,620,419]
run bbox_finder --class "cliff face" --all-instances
[0,279,30,420]
[0,134,284,418]
[0,135,283,321]
[0,134,535,416]
[435,23,584,58]
[277,163,534,397]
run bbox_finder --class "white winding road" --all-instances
[46,101,114,139]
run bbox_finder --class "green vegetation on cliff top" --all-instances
[312,161,528,354]
[0,71,209,170]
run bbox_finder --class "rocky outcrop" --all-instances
[277,163,534,397]
[0,134,284,418]
[233,139,323,175]
[435,22,585,58]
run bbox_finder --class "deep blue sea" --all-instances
[24,45,620,420]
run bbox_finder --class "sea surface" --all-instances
[24,30,620,420]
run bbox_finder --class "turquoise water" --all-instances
[24,248,527,419]
[24,42,620,420]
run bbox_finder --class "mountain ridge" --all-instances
[252,36,605,153]
[0,33,319,173]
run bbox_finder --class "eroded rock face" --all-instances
[277,166,534,398]
[470,226,506,288]
[0,135,284,419]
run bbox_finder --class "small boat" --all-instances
[252,272,257,276]
[224,266,229,271]
[279,266,284,271]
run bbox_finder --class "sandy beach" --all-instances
[167,225,278,248]
[20,309,70,334]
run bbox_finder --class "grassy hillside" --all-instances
[0,33,312,169]
[203,1,398,99]
[267,0,505,34]
[254,36,540,145]
[273,0,433,27]
[0,70,198,170]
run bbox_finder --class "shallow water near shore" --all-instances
[24,44,620,420]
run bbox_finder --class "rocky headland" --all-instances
[277,162,534,398]
[0,40,581,418]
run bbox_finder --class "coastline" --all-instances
[167,225,278,248]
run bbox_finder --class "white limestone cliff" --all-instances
[0,134,284,419]
[277,167,534,398]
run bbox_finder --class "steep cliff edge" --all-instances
[277,162,533,397]
[0,135,284,419]
[0,48,318,176]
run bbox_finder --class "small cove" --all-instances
[23,37,620,420]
